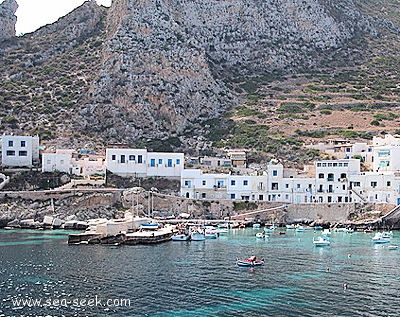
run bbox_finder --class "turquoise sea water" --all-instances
[1,228,400,316]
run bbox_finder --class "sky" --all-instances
[0,0,112,35]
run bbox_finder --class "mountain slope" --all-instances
[0,0,399,158]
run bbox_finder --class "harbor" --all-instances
[1,226,400,316]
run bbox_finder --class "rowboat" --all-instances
[236,256,265,267]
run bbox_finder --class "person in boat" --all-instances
[247,256,257,264]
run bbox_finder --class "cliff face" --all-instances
[0,0,398,152]
[0,0,17,40]
[86,0,376,144]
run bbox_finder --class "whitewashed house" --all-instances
[42,149,106,178]
[106,148,184,178]
[1,135,40,167]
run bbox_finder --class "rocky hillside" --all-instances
[0,0,399,159]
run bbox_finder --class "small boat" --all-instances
[256,232,267,239]
[321,229,331,237]
[205,231,218,239]
[140,222,159,230]
[388,245,398,250]
[286,224,295,229]
[371,232,391,244]
[190,232,206,241]
[253,223,261,229]
[334,227,353,233]
[279,231,286,235]
[217,222,229,229]
[236,256,265,267]
[171,233,190,241]
[314,226,323,231]
[313,236,330,247]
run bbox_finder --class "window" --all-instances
[285,184,289,188]
[387,181,391,187]
[111,155,116,161]
[285,194,289,199]
[243,180,248,186]
[230,194,236,199]
[271,183,278,190]
[6,150,15,156]
[353,182,361,187]
[379,161,390,167]
[317,163,321,167]
[129,155,135,161]
[176,159,180,165]
[217,180,224,188]
[297,184,300,189]
[120,155,126,163]
[167,159,172,167]
[338,163,343,167]
[60,160,64,165]
[371,181,377,188]
[333,163,337,167]
[318,173,324,179]
[138,155,143,163]
[340,173,347,179]
[19,151,27,156]
[272,170,278,176]
[20,141,26,147]
[328,163,332,167]
[184,180,191,187]
[150,158,156,167]
[259,195,264,201]
[231,180,236,186]
[342,185,346,190]
[343,163,348,167]
[346,148,351,152]
[378,150,390,157]
[201,193,206,199]
[338,196,342,202]
[158,158,162,165]
[8,140,13,147]
[202,180,206,186]
[327,173,334,181]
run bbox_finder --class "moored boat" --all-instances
[388,245,398,250]
[256,232,267,239]
[313,236,330,247]
[190,232,206,241]
[371,232,391,244]
[171,233,190,241]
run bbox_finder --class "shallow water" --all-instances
[0,228,399,316]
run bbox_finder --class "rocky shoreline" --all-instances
[0,188,399,230]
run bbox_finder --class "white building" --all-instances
[42,149,106,177]
[372,146,400,173]
[106,148,184,178]
[1,135,39,167]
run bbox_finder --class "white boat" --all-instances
[253,223,261,229]
[171,233,190,241]
[217,222,229,228]
[256,232,267,239]
[190,232,206,241]
[286,224,295,229]
[295,226,305,232]
[313,236,330,247]
[321,229,331,237]
[388,245,398,250]
[334,227,353,233]
[371,232,391,244]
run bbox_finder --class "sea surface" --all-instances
[0,228,399,316]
